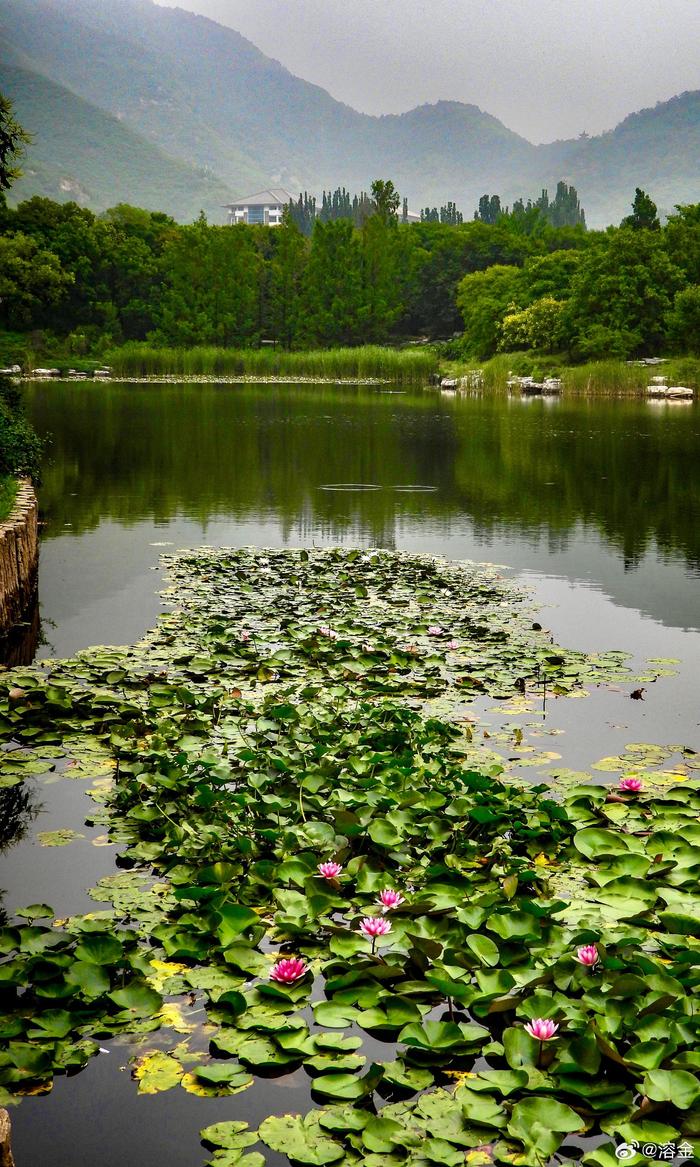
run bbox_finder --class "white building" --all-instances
[223,188,295,226]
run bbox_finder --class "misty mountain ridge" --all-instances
[1,0,699,225]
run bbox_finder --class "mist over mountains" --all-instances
[1,0,699,226]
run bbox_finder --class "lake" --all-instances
[4,380,700,1166]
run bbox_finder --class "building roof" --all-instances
[223,188,295,209]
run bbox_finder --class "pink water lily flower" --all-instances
[317,861,343,879]
[360,915,392,952]
[427,625,444,636]
[240,630,251,641]
[524,1018,559,1041]
[270,957,307,984]
[378,888,405,912]
[360,916,392,938]
[446,639,459,650]
[575,944,599,967]
[319,626,339,640]
[619,777,643,793]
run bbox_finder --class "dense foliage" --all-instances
[457,190,700,360]
[2,168,700,365]
[0,548,696,1167]
[0,374,43,482]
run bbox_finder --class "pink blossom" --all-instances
[240,630,251,642]
[619,777,643,793]
[377,888,405,912]
[319,626,339,640]
[575,945,599,967]
[446,639,459,650]
[270,957,307,984]
[317,861,343,879]
[524,1019,559,1041]
[359,916,392,939]
[427,625,444,636]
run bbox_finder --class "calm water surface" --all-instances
[5,381,700,1166]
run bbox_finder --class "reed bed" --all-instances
[562,357,700,395]
[445,353,700,396]
[104,344,438,384]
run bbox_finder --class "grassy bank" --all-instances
[0,475,18,522]
[441,352,700,395]
[104,343,438,384]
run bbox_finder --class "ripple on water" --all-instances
[318,483,382,491]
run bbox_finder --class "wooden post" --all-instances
[0,1109,16,1167]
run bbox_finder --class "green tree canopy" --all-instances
[457,264,524,357]
[0,92,31,196]
[621,187,660,231]
[563,226,683,357]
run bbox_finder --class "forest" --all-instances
[1,175,700,365]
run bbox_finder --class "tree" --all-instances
[7,197,116,331]
[0,93,31,197]
[663,202,700,283]
[475,195,502,225]
[499,297,565,352]
[360,212,406,343]
[457,264,524,357]
[155,218,260,346]
[440,202,463,226]
[540,182,586,228]
[563,226,683,357]
[269,214,308,348]
[0,233,72,329]
[370,179,400,225]
[287,192,317,237]
[666,286,700,353]
[621,188,660,231]
[402,220,535,339]
[521,250,583,302]
[301,219,364,346]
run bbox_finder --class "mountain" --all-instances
[0,57,237,219]
[537,92,700,224]
[1,0,699,226]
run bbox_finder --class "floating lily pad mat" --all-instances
[0,547,699,1167]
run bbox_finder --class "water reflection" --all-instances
[0,594,41,667]
[0,779,40,923]
[27,383,700,570]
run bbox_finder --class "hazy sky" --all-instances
[153,0,700,143]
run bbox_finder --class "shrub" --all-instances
[0,375,44,482]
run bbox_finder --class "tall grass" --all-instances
[104,344,438,385]
[442,352,700,395]
[560,361,646,395]
[562,357,700,394]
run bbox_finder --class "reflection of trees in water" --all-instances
[28,384,700,570]
[0,782,38,853]
[0,600,42,922]
[0,593,41,668]
[0,782,40,924]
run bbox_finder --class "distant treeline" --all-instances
[289,181,585,234]
[474,182,586,229]
[1,179,699,362]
